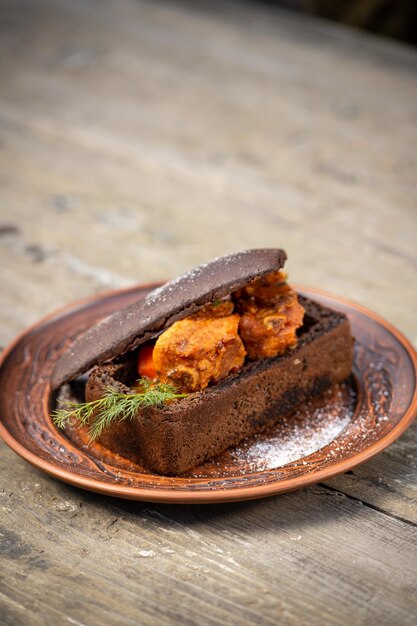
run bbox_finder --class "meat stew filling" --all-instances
[138,271,305,393]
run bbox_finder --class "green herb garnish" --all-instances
[52,379,187,441]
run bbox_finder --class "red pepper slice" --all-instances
[137,342,157,380]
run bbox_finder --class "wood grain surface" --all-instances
[0,1,416,625]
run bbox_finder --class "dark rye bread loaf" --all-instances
[52,249,286,390]
[85,297,354,475]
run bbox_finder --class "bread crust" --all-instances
[85,297,354,475]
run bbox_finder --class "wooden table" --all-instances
[1,1,416,624]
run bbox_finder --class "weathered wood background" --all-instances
[1,1,416,624]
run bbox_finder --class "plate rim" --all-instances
[0,284,416,503]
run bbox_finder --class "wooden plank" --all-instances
[0,0,416,340]
[323,424,417,524]
[1,442,417,626]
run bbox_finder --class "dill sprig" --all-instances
[52,379,187,441]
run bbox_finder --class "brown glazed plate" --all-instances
[0,284,416,504]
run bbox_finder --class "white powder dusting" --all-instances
[190,383,356,477]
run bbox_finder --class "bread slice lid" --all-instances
[51,248,286,389]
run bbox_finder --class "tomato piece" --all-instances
[137,342,157,379]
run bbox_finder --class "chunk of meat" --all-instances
[233,270,288,304]
[233,271,305,359]
[153,302,246,393]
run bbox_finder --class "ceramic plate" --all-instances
[0,284,416,503]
